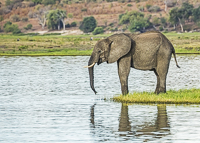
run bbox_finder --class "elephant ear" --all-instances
[107,34,132,63]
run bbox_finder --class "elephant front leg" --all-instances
[117,57,131,95]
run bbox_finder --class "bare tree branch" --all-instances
[34,6,50,30]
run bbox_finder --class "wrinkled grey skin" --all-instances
[88,31,180,95]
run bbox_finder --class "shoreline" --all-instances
[0,52,199,56]
[1,32,200,56]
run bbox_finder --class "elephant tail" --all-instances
[159,32,180,68]
[172,48,180,68]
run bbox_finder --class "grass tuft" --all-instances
[112,89,200,104]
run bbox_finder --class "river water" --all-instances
[0,55,200,142]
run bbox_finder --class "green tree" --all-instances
[79,16,97,33]
[128,16,151,32]
[192,6,200,25]
[55,9,67,30]
[119,11,151,32]
[169,2,193,32]
[47,10,59,30]
[47,10,61,30]
[119,11,144,25]
[4,24,21,34]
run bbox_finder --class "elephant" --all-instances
[85,31,180,95]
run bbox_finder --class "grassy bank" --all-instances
[0,33,110,56]
[0,32,200,56]
[112,89,200,104]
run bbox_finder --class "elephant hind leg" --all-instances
[153,69,160,94]
[155,62,169,94]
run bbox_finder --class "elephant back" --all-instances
[132,32,162,70]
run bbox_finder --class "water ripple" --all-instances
[0,55,200,142]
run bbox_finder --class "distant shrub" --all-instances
[81,8,87,12]
[68,13,73,18]
[65,23,70,28]
[109,23,114,27]
[139,6,144,11]
[135,0,140,3]
[22,17,29,22]
[92,27,104,35]
[146,4,152,10]
[27,24,32,29]
[42,0,56,5]
[71,22,77,27]
[148,5,160,12]
[127,4,132,7]
[159,26,164,31]
[11,14,20,22]
[24,24,32,30]
[3,21,12,28]
[4,24,21,34]
[13,28,21,34]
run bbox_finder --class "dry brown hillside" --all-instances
[1,0,200,32]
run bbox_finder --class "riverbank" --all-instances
[112,89,200,104]
[0,32,200,56]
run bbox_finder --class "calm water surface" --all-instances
[0,55,200,143]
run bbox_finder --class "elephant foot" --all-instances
[122,90,129,95]
[154,88,159,94]
[155,87,166,94]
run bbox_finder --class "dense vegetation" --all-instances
[1,0,200,34]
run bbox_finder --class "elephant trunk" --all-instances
[88,55,97,94]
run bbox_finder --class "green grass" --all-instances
[112,89,200,104]
[0,32,200,56]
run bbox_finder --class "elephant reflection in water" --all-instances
[90,104,170,141]
[118,104,170,140]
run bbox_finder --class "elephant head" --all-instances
[85,34,132,94]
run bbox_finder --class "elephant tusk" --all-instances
[84,63,95,68]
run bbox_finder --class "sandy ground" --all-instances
[32,29,84,35]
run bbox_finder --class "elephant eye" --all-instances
[98,50,101,53]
